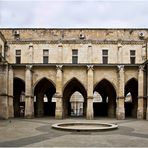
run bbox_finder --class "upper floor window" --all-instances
[130,50,135,64]
[72,49,78,64]
[102,49,108,64]
[16,50,21,64]
[43,49,49,64]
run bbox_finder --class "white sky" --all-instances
[0,0,148,28]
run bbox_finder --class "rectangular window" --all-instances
[16,50,21,64]
[72,49,78,64]
[102,50,108,64]
[43,49,49,64]
[130,50,135,64]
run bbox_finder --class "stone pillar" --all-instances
[86,65,94,119]
[137,65,144,119]
[116,65,125,120]
[55,65,63,119]
[58,43,63,63]
[28,43,33,63]
[117,41,122,63]
[87,44,92,63]
[8,65,14,118]
[146,63,148,120]
[25,65,34,118]
[0,65,8,119]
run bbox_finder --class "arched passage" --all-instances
[13,78,25,117]
[63,78,87,118]
[34,78,56,117]
[125,78,138,118]
[94,79,117,118]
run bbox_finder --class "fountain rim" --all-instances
[52,122,118,131]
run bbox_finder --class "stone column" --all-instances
[0,65,8,119]
[8,65,14,118]
[117,41,122,63]
[137,65,144,119]
[58,43,63,63]
[55,65,63,119]
[87,44,92,63]
[28,43,33,63]
[86,65,94,119]
[25,65,34,118]
[116,65,125,120]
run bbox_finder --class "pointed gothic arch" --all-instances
[125,78,138,118]
[13,77,25,117]
[93,79,117,117]
[34,77,56,117]
[63,77,87,118]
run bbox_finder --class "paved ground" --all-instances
[0,117,148,147]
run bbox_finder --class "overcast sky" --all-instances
[0,0,148,28]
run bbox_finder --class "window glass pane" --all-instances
[72,56,78,64]
[16,57,21,64]
[16,50,21,55]
[103,57,108,64]
[72,49,78,55]
[102,50,108,55]
[43,56,48,64]
[43,50,49,56]
[130,57,135,64]
[130,50,135,56]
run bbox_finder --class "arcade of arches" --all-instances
[11,64,146,120]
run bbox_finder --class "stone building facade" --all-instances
[0,28,148,120]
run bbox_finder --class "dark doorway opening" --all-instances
[34,78,56,117]
[125,78,138,118]
[63,78,87,118]
[13,78,25,117]
[93,79,116,118]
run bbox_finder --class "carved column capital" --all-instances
[87,65,94,71]
[56,65,63,71]
[25,65,33,71]
[88,43,92,47]
[117,65,124,72]
[58,43,63,47]
[139,65,145,72]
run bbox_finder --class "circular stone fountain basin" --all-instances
[52,122,118,131]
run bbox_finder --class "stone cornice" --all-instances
[7,40,144,45]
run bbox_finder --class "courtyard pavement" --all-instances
[0,117,148,147]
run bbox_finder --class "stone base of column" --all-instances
[8,96,14,118]
[0,96,9,119]
[25,96,34,119]
[116,108,125,120]
[55,110,63,119]
[137,110,144,119]
[146,110,148,120]
[25,114,34,119]
[86,98,94,120]
[116,112,125,120]
[55,97,63,119]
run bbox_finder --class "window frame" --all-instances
[102,49,108,64]
[130,50,136,64]
[15,49,21,64]
[43,49,49,64]
[72,49,78,64]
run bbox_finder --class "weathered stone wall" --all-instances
[0,28,147,120]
